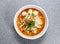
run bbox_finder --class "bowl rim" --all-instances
[14,5,49,40]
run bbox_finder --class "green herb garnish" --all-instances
[27,21,35,31]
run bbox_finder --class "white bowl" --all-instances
[14,5,48,40]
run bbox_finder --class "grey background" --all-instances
[0,0,60,44]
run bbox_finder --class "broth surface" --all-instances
[16,8,45,36]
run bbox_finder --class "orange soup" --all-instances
[16,8,45,36]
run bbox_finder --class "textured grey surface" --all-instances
[0,0,60,44]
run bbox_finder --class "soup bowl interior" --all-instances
[14,5,48,40]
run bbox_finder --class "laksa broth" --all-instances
[16,8,45,36]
